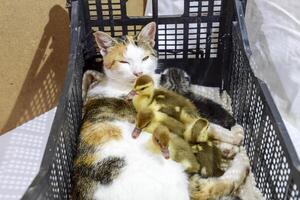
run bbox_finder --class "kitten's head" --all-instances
[93,22,157,85]
[160,67,191,95]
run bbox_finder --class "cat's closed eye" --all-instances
[142,56,149,61]
[119,60,129,64]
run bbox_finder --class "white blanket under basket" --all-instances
[0,108,56,200]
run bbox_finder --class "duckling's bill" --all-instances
[161,147,170,159]
[132,127,142,138]
[124,90,136,101]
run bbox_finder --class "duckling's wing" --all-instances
[158,114,185,137]
[158,106,181,119]
[154,89,198,114]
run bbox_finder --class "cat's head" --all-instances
[93,22,157,85]
[160,67,191,95]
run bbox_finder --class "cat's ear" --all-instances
[93,31,116,56]
[137,22,156,47]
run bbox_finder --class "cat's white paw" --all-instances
[232,134,244,146]
[231,124,244,136]
[230,124,244,145]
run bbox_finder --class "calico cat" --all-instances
[160,67,236,129]
[73,22,189,200]
[76,22,249,200]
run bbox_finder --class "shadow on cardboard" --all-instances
[1,5,70,134]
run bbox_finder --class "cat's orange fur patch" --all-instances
[81,121,122,146]
[103,43,126,69]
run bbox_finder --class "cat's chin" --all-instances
[116,77,135,85]
[108,77,135,89]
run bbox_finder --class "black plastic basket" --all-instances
[22,0,300,199]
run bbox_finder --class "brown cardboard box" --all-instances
[0,0,146,134]
[0,1,70,134]
[127,0,146,16]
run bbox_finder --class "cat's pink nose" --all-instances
[133,72,143,77]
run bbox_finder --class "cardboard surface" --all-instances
[127,0,146,16]
[0,1,70,134]
[0,0,145,134]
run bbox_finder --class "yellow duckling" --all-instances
[130,75,244,145]
[146,124,200,174]
[132,107,185,138]
[191,142,225,178]
[134,109,223,177]
[129,75,209,143]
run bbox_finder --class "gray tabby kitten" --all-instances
[160,67,236,129]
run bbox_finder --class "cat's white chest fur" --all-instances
[93,120,189,200]
[87,78,132,98]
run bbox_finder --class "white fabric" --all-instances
[0,108,56,199]
[245,0,300,156]
[145,0,183,16]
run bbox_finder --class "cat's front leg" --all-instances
[207,123,244,145]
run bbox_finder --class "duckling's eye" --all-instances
[156,138,160,145]
[119,60,129,64]
[140,87,147,91]
[142,56,149,61]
